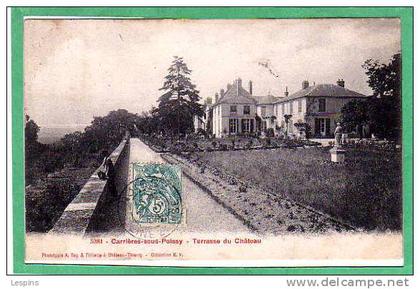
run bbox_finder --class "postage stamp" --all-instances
[131,163,182,225]
[120,162,184,239]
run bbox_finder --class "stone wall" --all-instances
[50,139,130,236]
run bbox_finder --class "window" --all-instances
[320,118,325,134]
[315,118,331,136]
[282,103,285,115]
[289,102,294,114]
[319,99,326,112]
[241,119,251,133]
[298,100,302,113]
[229,119,238,133]
[243,105,250,115]
[230,105,237,113]
[262,120,267,131]
[261,106,266,117]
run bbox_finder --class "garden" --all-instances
[191,146,402,231]
[140,133,321,153]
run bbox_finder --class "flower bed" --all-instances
[139,133,321,153]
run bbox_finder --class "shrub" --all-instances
[245,139,253,149]
[266,128,275,137]
[220,144,228,151]
[196,128,207,137]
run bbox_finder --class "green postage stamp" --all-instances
[131,163,182,225]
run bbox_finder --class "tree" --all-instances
[341,53,401,141]
[25,115,40,145]
[363,53,401,99]
[135,111,159,135]
[294,122,311,139]
[81,109,139,153]
[340,99,369,137]
[61,131,84,152]
[25,115,43,164]
[25,115,43,184]
[156,56,203,135]
[205,107,213,137]
[362,53,401,140]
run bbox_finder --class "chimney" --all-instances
[220,88,225,97]
[302,80,309,89]
[236,78,242,97]
[236,78,242,88]
[227,83,232,90]
[206,97,212,105]
[248,80,253,95]
[284,86,289,97]
[337,79,345,87]
[215,93,219,103]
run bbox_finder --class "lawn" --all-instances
[196,147,402,231]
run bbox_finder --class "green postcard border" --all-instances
[10,6,414,275]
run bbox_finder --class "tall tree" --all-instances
[341,53,401,140]
[362,53,401,140]
[363,53,401,99]
[156,56,203,135]
[25,115,43,183]
[25,115,40,145]
[25,114,42,163]
[81,109,138,153]
[340,99,369,137]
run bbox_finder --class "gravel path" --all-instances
[127,138,249,233]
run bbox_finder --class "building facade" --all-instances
[274,80,367,137]
[213,79,258,138]
[194,78,367,138]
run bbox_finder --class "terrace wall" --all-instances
[50,138,130,236]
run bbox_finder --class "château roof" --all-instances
[215,80,256,105]
[253,94,282,105]
[275,84,367,104]
[211,79,367,107]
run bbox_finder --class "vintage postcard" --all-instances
[22,16,406,268]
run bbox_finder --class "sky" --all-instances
[24,18,400,128]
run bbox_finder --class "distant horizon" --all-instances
[37,123,91,128]
[37,125,87,144]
